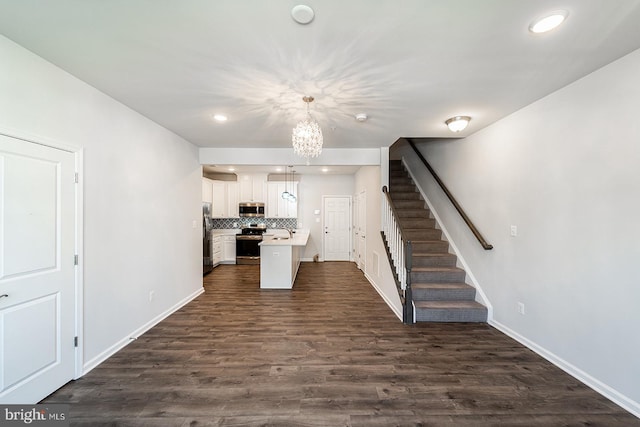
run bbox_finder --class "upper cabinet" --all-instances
[209,180,239,218]
[238,173,267,203]
[202,177,214,204]
[266,181,298,218]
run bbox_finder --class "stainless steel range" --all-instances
[236,225,266,265]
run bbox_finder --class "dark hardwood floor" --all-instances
[44,262,638,426]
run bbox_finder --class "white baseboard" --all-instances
[82,287,205,375]
[364,271,403,321]
[490,319,640,419]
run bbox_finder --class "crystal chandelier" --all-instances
[292,96,323,164]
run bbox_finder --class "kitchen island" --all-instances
[259,229,309,289]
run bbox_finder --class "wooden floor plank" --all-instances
[43,262,639,425]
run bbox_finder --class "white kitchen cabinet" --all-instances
[238,173,267,203]
[211,235,223,267]
[266,181,298,218]
[227,182,239,217]
[212,181,227,217]
[266,182,281,217]
[222,235,236,264]
[211,180,240,218]
[202,177,214,203]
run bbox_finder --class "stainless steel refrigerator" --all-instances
[202,203,213,275]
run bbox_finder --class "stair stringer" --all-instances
[400,157,493,321]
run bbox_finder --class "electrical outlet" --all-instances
[510,225,518,237]
[517,302,525,315]
[149,291,155,302]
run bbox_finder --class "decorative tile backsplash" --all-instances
[211,217,297,230]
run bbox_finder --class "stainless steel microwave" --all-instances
[239,202,265,217]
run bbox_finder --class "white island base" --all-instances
[259,230,309,289]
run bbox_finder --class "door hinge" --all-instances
[74,254,79,265]
[74,172,79,183]
[74,336,78,347]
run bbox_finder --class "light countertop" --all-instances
[210,229,240,236]
[260,229,310,247]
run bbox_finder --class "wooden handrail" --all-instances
[406,139,493,250]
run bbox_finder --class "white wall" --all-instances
[396,48,640,415]
[0,36,203,372]
[296,174,354,260]
[354,166,402,319]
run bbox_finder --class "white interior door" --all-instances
[323,196,351,261]
[0,135,76,404]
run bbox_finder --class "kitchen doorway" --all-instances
[322,196,351,261]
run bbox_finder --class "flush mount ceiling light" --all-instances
[212,114,227,122]
[445,116,471,132]
[529,10,569,33]
[355,113,368,122]
[291,5,314,25]
[292,96,323,165]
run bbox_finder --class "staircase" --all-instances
[388,160,487,322]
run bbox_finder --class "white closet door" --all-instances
[0,135,76,403]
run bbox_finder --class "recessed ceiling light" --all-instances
[529,10,568,34]
[213,114,228,122]
[275,167,283,172]
[445,116,471,132]
[321,167,329,173]
[228,167,235,172]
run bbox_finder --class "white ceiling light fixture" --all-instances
[529,10,569,34]
[355,113,368,122]
[292,96,323,165]
[212,114,228,122]
[291,5,315,25]
[445,116,471,132]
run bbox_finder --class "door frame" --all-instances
[0,126,84,380]
[354,190,366,271]
[321,195,352,262]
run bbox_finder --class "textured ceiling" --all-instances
[1,0,640,151]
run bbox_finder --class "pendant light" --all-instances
[282,166,296,202]
[288,168,297,202]
[281,165,291,200]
